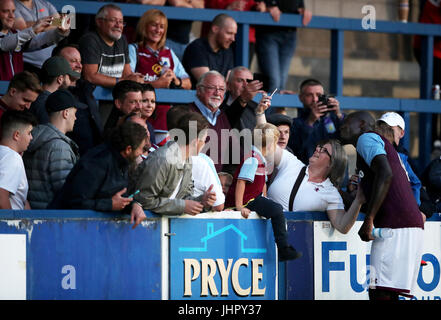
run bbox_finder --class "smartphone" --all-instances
[51,14,69,28]
[128,190,140,198]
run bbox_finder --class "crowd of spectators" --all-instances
[0,0,440,273]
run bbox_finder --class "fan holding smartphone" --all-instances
[287,78,345,164]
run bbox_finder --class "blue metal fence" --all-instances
[1,210,440,300]
[1,1,440,169]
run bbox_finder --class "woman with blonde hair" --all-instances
[128,9,191,89]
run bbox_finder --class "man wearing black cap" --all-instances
[29,56,81,124]
[266,113,294,154]
[23,89,86,209]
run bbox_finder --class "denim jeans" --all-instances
[246,194,289,249]
[255,29,297,92]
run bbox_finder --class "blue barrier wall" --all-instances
[1,210,440,300]
[0,1,441,169]
[0,211,162,300]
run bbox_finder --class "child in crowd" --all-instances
[218,172,233,195]
[225,123,302,261]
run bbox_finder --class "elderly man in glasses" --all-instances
[78,4,144,88]
[187,70,247,173]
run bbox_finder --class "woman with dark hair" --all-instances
[128,9,191,89]
[267,139,366,234]
[139,83,158,145]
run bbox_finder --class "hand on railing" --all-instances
[268,6,281,22]
[298,8,312,26]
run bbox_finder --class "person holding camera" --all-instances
[222,66,266,131]
[287,78,344,164]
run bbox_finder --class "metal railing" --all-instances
[1,0,440,170]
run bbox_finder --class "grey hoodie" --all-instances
[23,123,79,209]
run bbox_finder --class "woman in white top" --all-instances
[267,139,365,234]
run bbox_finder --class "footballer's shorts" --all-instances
[369,227,424,298]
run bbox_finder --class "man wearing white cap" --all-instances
[378,112,419,201]
[377,112,435,221]
[378,112,405,146]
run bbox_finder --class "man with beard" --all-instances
[29,56,80,124]
[182,13,237,88]
[52,43,104,155]
[79,4,143,88]
[288,78,344,164]
[188,70,246,173]
[48,121,148,229]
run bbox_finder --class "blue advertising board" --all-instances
[169,214,277,300]
[0,212,162,300]
[2,210,440,300]
[284,221,314,300]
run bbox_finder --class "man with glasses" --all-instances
[189,70,246,172]
[79,4,144,88]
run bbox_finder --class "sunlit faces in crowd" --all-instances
[141,90,156,119]
[309,143,333,168]
[16,123,34,153]
[277,124,290,149]
[213,17,237,50]
[8,88,39,111]
[59,47,82,74]
[227,68,253,99]
[0,0,16,31]
[115,91,143,115]
[299,84,324,109]
[197,73,226,111]
[96,7,125,42]
[145,16,166,48]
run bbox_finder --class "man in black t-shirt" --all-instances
[79,4,144,88]
[182,13,236,88]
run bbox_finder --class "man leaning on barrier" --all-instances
[48,121,148,229]
[79,4,144,88]
[129,112,217,216]
[340,111,425,300]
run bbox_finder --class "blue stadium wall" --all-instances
[0,210,440,300]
